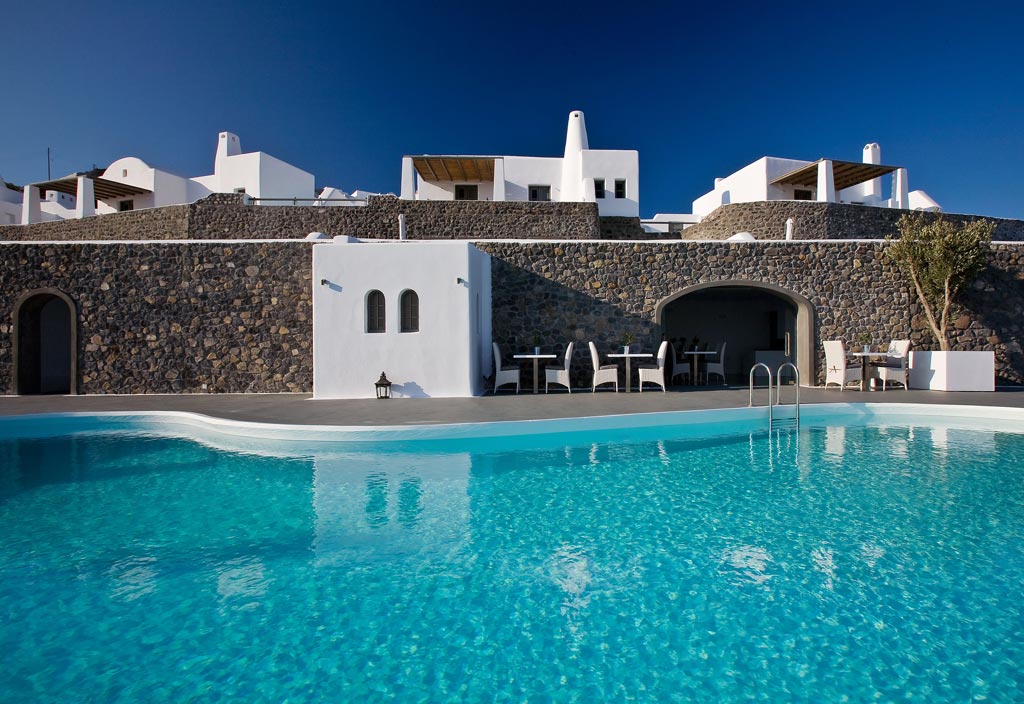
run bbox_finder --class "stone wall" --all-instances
[599,216,660,240]
[0,203,191,241]
[2,194,607,242]
[2,237,1022,395]
[0,241,313,394]
[480,240,1024,387]
[682,201,1024,242]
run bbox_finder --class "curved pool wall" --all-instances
[1,403,1023,455]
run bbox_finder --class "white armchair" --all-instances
[705,342,728,385]
[589,342,619,392]
[638,340,669,392]
[871,339,911,390]
[669,342,691,384]
[545,342,574,393]
[492,342,520,394]
[823,340,862,390]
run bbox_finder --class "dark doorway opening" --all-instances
[15,290,77,395]
[660,286,799,385]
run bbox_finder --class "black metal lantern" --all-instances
[375,372,392,399]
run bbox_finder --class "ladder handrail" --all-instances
[749,363,773,429]
[776,362,800,429]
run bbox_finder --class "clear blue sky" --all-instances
[3,1,1023,219]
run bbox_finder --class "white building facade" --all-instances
[400,111,639,217]
[689,143,941,219]
[17,132,318,224]
[312,239,492,399]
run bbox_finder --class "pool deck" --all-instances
[1,386,1022,426]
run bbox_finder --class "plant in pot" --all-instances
[622,332,634,354]
[884,214,995,390]
[532,334,542,355]
[856,332,871,355]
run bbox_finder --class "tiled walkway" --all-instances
[0,386,1021,426]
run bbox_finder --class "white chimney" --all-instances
[559,111,589,202]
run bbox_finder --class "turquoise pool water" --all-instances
[1,419,1022,702]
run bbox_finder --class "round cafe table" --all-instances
[685,350,717,385]
[607,351,652,392]
[851,350,900,391]
[513,352,557,394]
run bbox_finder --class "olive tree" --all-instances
[884,214,994,351]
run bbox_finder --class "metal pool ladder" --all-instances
[748,363,773,429]
[776,362,800,429]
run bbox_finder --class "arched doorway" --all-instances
[13,288,77,395]
[655,281,815,386]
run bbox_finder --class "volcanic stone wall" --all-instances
[2,238,1022,395]
[0,241,314,394]
[480,240,1024,387]
[1,194,606,242]
[0,203,191,242]
[682,201,1024,242]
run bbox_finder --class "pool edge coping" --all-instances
[3,402,1024,443]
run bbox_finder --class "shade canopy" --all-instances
[770,159,898,192]
[31,172,152,200]
[410,156,497,182]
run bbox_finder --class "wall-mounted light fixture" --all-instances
[320,279,329,286]
[456,277,467,285]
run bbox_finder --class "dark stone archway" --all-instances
[13,288,78,395]
[654,280,816,386]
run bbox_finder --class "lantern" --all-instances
[375,372,392,399]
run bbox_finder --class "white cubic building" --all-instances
[18,132,318,224]
[689,143,941,219]
[400,111,639,217]
[312,239,492,399]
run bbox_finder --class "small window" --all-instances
[794,189,813,201]
[528,185,551,202]
[454,185,478,200]
[614,179,626,199]
[400,290,419,332]
[594,178,605,199]
[366,290,386,333]
[122,169,128,177]
[118,200,134,212]
[234,187,246,194]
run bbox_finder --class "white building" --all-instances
[312,239,492,399]
[688,143,941,219]
[17,132,318,224]
[400,111,639,217]
[0,177,23,225]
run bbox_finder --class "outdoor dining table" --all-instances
[513,352,557,394]
[684,349,717,385]
[851,350,900,390]
[607,350,652,392]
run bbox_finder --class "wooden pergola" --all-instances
[31,173,152,200]
[410,156,497,182]
[769,159,898,192]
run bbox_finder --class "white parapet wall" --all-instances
[312,239,492,399]
[909,351,995,391]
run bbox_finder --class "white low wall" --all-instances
[909,351,995,391]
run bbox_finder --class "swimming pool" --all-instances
[1,407,1022,701]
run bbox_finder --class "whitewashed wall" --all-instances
[502,156,564,202]
[581,149,639,217]
[693,157,810,217]
[313,240,492,399]
[416,179,496,201]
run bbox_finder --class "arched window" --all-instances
[400,290,419,333]
[366,290,386,333]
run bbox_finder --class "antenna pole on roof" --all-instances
[47,147,50,180]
